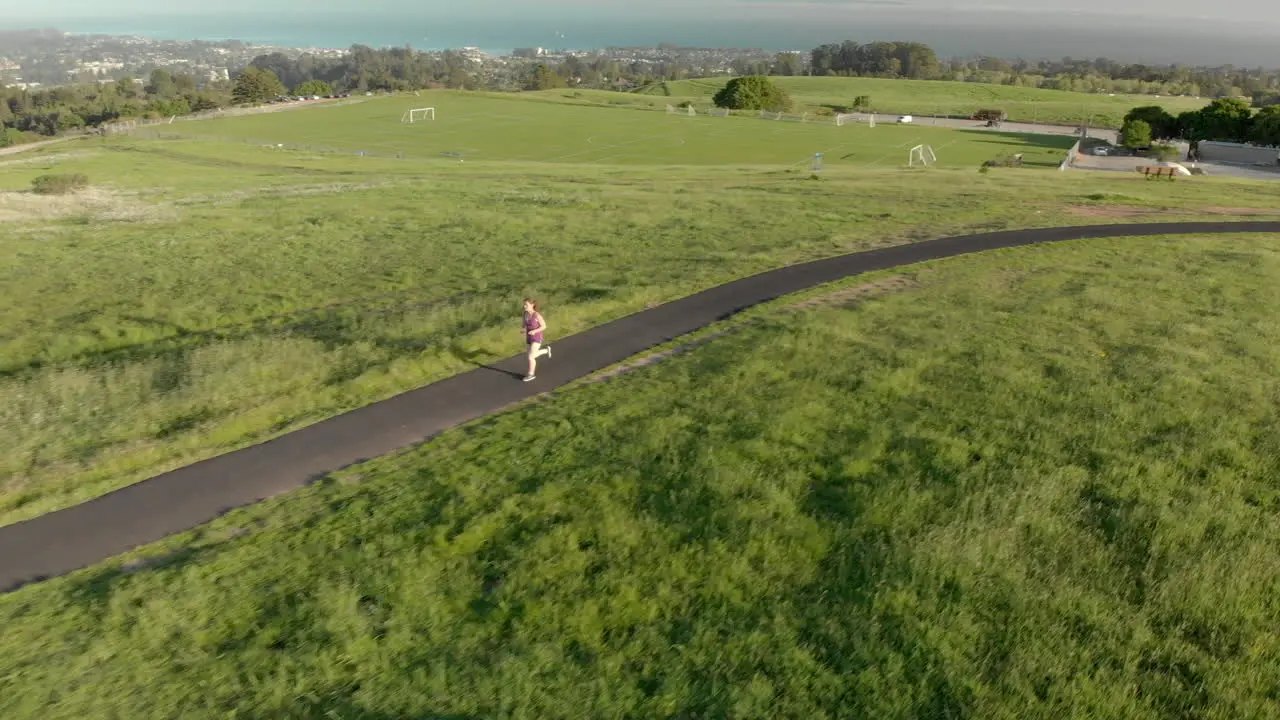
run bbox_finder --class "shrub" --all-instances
[813,106,836,117]
[712,76,791,112]
[1147,143,1180,161]
[31,174,89,195]
[983,154,1025,168]
[1121,119,1153,148]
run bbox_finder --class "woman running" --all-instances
[522,298,551,382]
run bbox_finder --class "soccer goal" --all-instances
[401,107,435,123]
[909,144,938,167]
[836,113,875,127]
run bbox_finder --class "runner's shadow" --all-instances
[449,344,524,380]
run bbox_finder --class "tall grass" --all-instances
[4,234,1280,718]
[3,132,1280,524]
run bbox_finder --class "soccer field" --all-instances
[168,92,1075,169]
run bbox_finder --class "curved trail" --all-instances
[4,221,1280,593]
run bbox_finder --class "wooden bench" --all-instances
[1139,166,1180,180]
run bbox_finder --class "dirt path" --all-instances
[0,135,84,157]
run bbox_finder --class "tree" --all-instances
[189,94,222,113]
[1186,97,1254,142]
[712,75,791,112]
[1250,105,1280,147]
[0,126,11,148]
[1123,105,1177,139]
[115,77,140,99]
[146,68,176,98]
[172,73,198,94]
[771,52,804,76]
[851,95,872,111]
[232,67,286,104]
[1120,118,1152,148]
[524,64,565,91]
[294,79,334,97]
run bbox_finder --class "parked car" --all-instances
[897,115,913,124]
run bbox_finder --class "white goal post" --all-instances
[909,144,938,167]
[401,107,436,123]
[836,113,875,127]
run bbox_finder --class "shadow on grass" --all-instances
[954,129,1079,151]
[448,342,524,380]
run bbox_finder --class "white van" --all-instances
[897,115,913,124]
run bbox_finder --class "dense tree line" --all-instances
[1123,98,1280,147]
[809,41,941,79]
[806,42,1280,102]
[9,38,1280,142]
[0,68,229,138]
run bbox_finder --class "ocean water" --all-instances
[50,13,1280,66]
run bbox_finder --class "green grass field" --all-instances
[5,233,1280,718]
[5,90,1280,717]
[154,91,1077,169]
[647,76,1210,129]
[2,91,1280,528]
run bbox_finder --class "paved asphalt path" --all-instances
[4,221,1280,593]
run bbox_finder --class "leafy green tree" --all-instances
[147,68,176,98]
[55,111,84,131]
[1183,98,1253,142]
[173,73,198,94]
[232,67,286,104]
[1248,106,1280,147]
[852,95,872,111]
[1123,106,1177,139]
[524,64,566,91]
[1120,118,1152,148]
[149,97,191,117]
[295,79,334,96]
[771,52,804,76]
[0,126,11,148]
[712,75,791,112]
[189,94,223,113]
[115,77,140,99]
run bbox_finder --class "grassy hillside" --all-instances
[3,121,1280,525]
[5,232,1280,718]
[649,76,1209,129]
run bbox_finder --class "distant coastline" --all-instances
[9,13,1280,66]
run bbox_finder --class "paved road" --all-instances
[4,221,1280,593]
[863,114,1118,144]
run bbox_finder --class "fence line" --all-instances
[1060,139,1082,171]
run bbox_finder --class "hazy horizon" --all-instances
[3,2,1279,67]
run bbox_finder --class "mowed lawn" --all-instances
[5,234,1280,719]
[3,126,1280,525]
[164,92,1077,168]
[654,76,1210,129]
